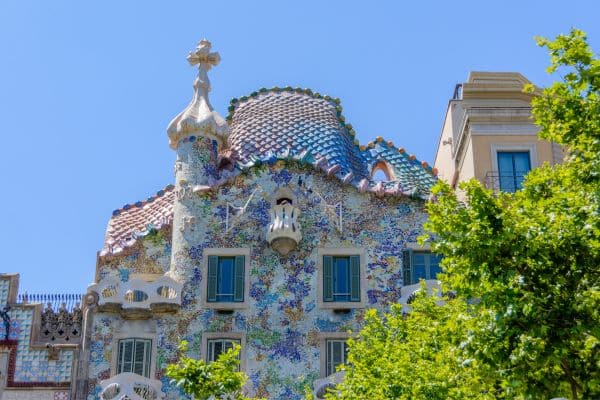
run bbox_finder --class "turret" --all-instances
[167,40,229,279]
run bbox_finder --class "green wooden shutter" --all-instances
[323,255,333,302]
[350,255,361,301]
[402,250,412,285]
[233,255,245,302]
[207,255,218,302]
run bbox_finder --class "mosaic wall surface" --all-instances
[89,139,429,399]
[11,308,74,383]
[0,277,74,391]
[3,389,69,400]
[0,278,10,307]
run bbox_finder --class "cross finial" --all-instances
[186,39,220,71]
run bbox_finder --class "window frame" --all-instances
[206,338,241,363]
[318,332,351,378]
[403,246,442,286]
[201,332,246,371]
[490,143,537,192]
[317,248,367,309]
[201,248,251,310]
[110,321,157,379]
[115,338,152,378]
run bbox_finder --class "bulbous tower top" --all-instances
[167,39,229,149]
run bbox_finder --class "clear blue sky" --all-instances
[1,1,598,293]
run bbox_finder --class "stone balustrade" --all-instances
[399,280,444,311]
[99,372,165,400]
[267,203,302,255]
[88,275,182,316]
[313,371,345,399]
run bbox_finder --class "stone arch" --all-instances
[370,160,396,181]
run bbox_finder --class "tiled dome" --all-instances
[228,90,369,180]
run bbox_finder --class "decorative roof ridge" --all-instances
[111,184,175,217]
[225,151,431,200]
[225,86,437,178]
[360,135,439,177]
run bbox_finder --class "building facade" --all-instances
[0,44,548,400]
[433,71,563,192]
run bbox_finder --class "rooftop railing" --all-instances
[18,293,83,311]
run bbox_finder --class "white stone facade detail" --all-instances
[267,203,302,255]
[99,373,164,400]
[88,276,182,310]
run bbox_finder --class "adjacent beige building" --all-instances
[434,72,563,192]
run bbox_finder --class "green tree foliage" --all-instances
[423,29,600,399]
[166,341,258,400]
[327,287,494,400]
[330,29,598,400]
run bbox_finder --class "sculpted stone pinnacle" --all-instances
[167,39,229,149]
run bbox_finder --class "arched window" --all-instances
[370,161,395,181]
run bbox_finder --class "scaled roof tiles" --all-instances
[100,88,437,256]
[228,90,369,179]
[101,186,174,256]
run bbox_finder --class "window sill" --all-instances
[203,302,248,311]
[319,301,365,310]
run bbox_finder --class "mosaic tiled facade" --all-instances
[0,275,78,400]
[76,40,436,400]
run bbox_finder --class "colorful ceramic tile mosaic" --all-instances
[0,278,10,307]
[11,308,73,383]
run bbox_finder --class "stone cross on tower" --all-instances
[186,40,220,93]
[186,39,220,70]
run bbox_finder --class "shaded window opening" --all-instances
[276,197,293,205]
[497,151,531,192]
[371,161,395,181]
[117,338,151,378]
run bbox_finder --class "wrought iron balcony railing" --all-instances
[484,170,528,193]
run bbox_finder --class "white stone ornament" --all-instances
[267,202,302,255]
[180,216,196,232]
[167,39,229,149]
[99,372,165,400]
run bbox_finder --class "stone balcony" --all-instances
[313,371,345,399]
[399,280,444,312]
[267,203,302,255]
[88,275,182,318]
[99,372,165,400]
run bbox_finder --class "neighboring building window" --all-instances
[206,338,241,362]
[117,338,151,378]
[326,339,348,376]
[207,255,245,302]
[322,255,360,302]
[497,151,531,192]
[403,251,442,285]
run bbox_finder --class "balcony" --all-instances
[313,371,345,399]
[99,372,164,400]
[484,171,527,193]
[399,280,444,312]
[267,203,302,255]
[88,275,182,318]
